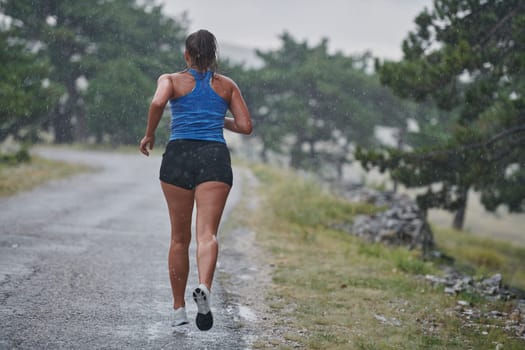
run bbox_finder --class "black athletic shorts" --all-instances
[159,139,233,190]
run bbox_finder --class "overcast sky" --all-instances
[160,0,433,60]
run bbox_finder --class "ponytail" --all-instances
[185,29,218,72]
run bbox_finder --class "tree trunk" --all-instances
[74,104,87,142]
[290,134,305,169]
[290,142,302,169]
[452,188,468,230]
[53,110,74,143]
[393,126,407,193]
[308,140,318,169]
[53,86,75,143]
[53,84,82,144]
[336,160,343,181]
[260,145,268,163]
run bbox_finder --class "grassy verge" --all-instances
[66,142,166,155]
[233,163,524,349]
[433,226,525,291]
[63,143,141,154]
[0,156,92,197]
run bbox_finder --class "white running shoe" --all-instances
[172,306,189,326]
[192,284,213,331]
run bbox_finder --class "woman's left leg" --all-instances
[160,181,195,310]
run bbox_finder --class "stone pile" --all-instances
[425,268,525,340]
[425,269,520,301]
[335,185,434,251]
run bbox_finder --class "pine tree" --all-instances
[236,33,418,177]
[1,0,187,143]
[357,0,525,229]
[0,30,60,143]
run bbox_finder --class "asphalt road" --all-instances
[0,147,257,349]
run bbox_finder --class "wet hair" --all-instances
[185,29,218,72]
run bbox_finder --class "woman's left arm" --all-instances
[140,74,173,156]
[224,80,252,135]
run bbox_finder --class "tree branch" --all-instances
[401,124,525,161]
[489,136,525,162]
[478,3,524,47]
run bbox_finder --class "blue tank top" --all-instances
[168,69,229,143]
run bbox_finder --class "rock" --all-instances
[452,280,465,292]
[489,310,505,317]
[374,314,388,324]
[374,314,401,326]
[429,250,455,263]
[425,274,447,284]
[462,276,473,285]
[336,186,434,251]
[424,270,522,302]
[482,273,502,288]
[444,287,457,295]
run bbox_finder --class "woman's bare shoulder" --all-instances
[165,71,191,81]
[165,71,195,97]
[155,72,181,84]
[214,73,235,83]
[214,73,239,90]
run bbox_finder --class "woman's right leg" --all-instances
[194,181,231,290]
[161,181,195,309]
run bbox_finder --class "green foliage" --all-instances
[357,241,385,258]
[357,241,434,275]
[433,226,525,290]
[85,59,153,144]
[359,0,525,227]
[251,164,377,230]
[0,0,187,144]
[0,155,91,197]
[393,251,433,275]
[275,177,376,229]
[0,148,31,165]
[231,33,421,175]
[0,31,61,142]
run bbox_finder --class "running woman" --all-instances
[139,29,252,331]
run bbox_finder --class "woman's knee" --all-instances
[196,231,217,246]
[171,233,191,248]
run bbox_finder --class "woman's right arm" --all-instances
[224,80,252,135]
[139,74,174,156]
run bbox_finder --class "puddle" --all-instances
[146,321,166,340]
[238,305,257,322]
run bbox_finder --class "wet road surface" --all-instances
[0,147,257,349]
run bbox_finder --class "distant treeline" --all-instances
[1,0,523,229]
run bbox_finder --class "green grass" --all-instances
[235,163,525,350]
[0,156,92,197]
[433,226,525,290]
[67,142,153,154]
